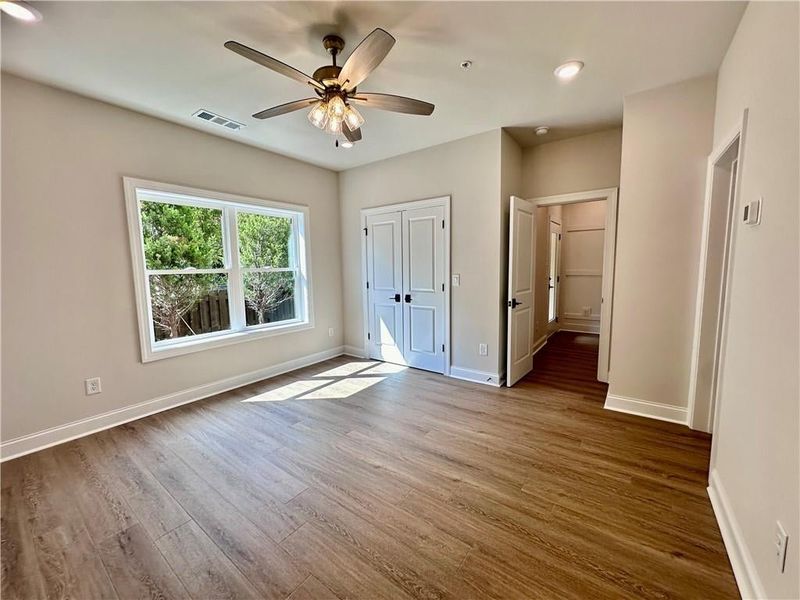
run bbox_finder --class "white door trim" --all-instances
[687,110,748,433]
[360,196,451,375]
[529,187,619,383]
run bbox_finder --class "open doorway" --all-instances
[688,113,746,433]
[506,188,618,386]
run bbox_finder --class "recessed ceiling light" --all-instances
[340,140,354,149]
[460,60,473,70]
[535,126,550,136]
[0,1,42,22]
[554,60,584,80]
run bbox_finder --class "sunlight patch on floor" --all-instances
[313,361,378,378]
[299,376,385,400]
[360,362,408,375]
[243,379,334,403]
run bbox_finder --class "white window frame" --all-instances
[123,177,313,362]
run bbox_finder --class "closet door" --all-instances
[402,205,445,373]
[366,211,405,364]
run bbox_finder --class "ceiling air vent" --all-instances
[193,109,245,131]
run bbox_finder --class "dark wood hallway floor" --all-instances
[1,343,737,599]
[527,331,609,402]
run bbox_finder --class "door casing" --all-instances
[360,196,451,375]
[688,110,748,435]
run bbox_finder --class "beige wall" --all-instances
[1,74,343,442]
[522,128,622,199]
[608,76,716,410]
[339,130,506,378]
[521,129,621,344]
[709,2,799,597]
[559,200,606,333]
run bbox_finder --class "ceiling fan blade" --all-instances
[225,41,325,91]
[343,123,363,142]
[252,98,318,120]
[337,28,396,92]
[349,93,434,116]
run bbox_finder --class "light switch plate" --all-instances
[743,197,761,225]
[452,274,461,287]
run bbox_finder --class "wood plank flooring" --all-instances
[1,332,738,599]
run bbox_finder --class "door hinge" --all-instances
[442,219,445,229]
[367,332,371,340]
[366,281,369,289]
[442,344,445,352]
[364,227,368,236]
[555,316,559,323]
[558,233,562,240]
[557,275,560,283]
[442,283,445,292]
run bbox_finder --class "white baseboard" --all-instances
[532,335,548,356]
[707,469,765,599]
[343,345,367,358]
[449,366,502,387]
[559,322,600,334]
[603,393,688,425]
[0,346,345,462]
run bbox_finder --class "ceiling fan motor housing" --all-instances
[313,64,343,90]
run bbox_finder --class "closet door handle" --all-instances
[389,294,401,302]
[404,294,412,303]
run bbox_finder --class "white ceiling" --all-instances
[1,1,745,171]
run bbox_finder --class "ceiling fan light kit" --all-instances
[307,101,329,129]
[343,104,365,131]
[225,27,434,146]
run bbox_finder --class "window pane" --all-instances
[149,274,230,341]
[237,212,292,268]
[243,271,296,326]
[140,201,224,270]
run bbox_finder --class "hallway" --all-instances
[526,331,609,402]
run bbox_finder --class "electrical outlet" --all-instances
[478,343,488,356]
[776,522,788,573]
[582,306,592,316]
[85,377,102,396]
[328,327,335,337]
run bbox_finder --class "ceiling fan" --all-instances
[224,28,434,145]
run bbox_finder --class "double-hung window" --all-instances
[124,178,312,362]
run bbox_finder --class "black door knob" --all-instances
[404,294,412,303]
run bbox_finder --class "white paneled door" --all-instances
[506,196,536,386]
[402,206,446,373]
[364,201,447,374]
[366,211,405,365]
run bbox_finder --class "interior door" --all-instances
[402,205,445,373]
[506,196,536,386]
[366,211,405,364]
[547,220,562,335]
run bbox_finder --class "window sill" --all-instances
[141,320,314,363]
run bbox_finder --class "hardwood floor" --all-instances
[1,334,738,599]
